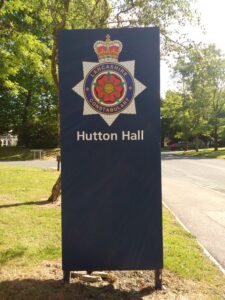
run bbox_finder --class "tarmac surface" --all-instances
[162,152,225,270]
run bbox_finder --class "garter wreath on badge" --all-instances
[73,34,146,126]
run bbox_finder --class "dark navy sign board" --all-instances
[58,28,163,271]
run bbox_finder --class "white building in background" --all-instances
[0,134,18,146]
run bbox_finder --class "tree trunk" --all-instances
[214,126,218,151]
[51,32,61,146]
[18,90,32,147]
[48,0,71,203]
[48,174,61,203]
[195,136,199,152]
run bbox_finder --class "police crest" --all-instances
[73,35,146,126]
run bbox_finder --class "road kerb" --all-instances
[163,201,225,276]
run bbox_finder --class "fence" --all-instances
[0,135,18,147]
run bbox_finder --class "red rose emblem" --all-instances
[94,72,124,104]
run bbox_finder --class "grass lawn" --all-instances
[0,147,60,161]
[0,165,224,299]
[0,165,60,267]
[177,147,225,159]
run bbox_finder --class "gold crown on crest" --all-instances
[94,35,123,63]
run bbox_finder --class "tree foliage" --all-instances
[0,0,198,147]
[0,0,110,146]
[162,44,225,150]
[109,0,199,54]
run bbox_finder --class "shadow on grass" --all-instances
[0,247,27,264]
[161,150,225,161]
[0,147,60,161]
[161,151,215,160]
[0,279,156,300]
[0,199,52,209]
[0,148,33,161]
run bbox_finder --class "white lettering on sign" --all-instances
[76,130,144,141]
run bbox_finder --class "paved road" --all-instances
[0,160,57,169]
[162,152,225,270]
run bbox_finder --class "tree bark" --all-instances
[48,174,61,203]
[195,136,199,152]
[51,33,61,145]
[18,89,32,146]
[48,0,110,203]
[214,126,218,151]
[48,0,70,203]
[51,0,70,143]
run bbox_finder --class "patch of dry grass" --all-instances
[0,147,60,161]
[0,262,223,300]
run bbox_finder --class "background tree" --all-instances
[203,45,225,150]
[0,0,58,146]
[0,0,200,201]
[0,0,111,147]
[161,90,190,144]
[0,0,199,146]
[162,44,225,151]
[110,0,199,54]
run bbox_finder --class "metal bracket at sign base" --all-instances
[154,269,163,290]
[63,270,71,284]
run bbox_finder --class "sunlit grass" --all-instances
[177,147,225,159]
[0,164,224,297]
[164,208,224,287]
[0,165,60,267]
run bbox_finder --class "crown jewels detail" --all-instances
[94,34,123,63]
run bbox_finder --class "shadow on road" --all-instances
[0,279,156,300]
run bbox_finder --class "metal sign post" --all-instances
[58,28,163,289]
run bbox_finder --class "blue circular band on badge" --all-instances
[83,63,135,115]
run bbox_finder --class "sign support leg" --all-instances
[154,269,162,290]
[63,270,71,284]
